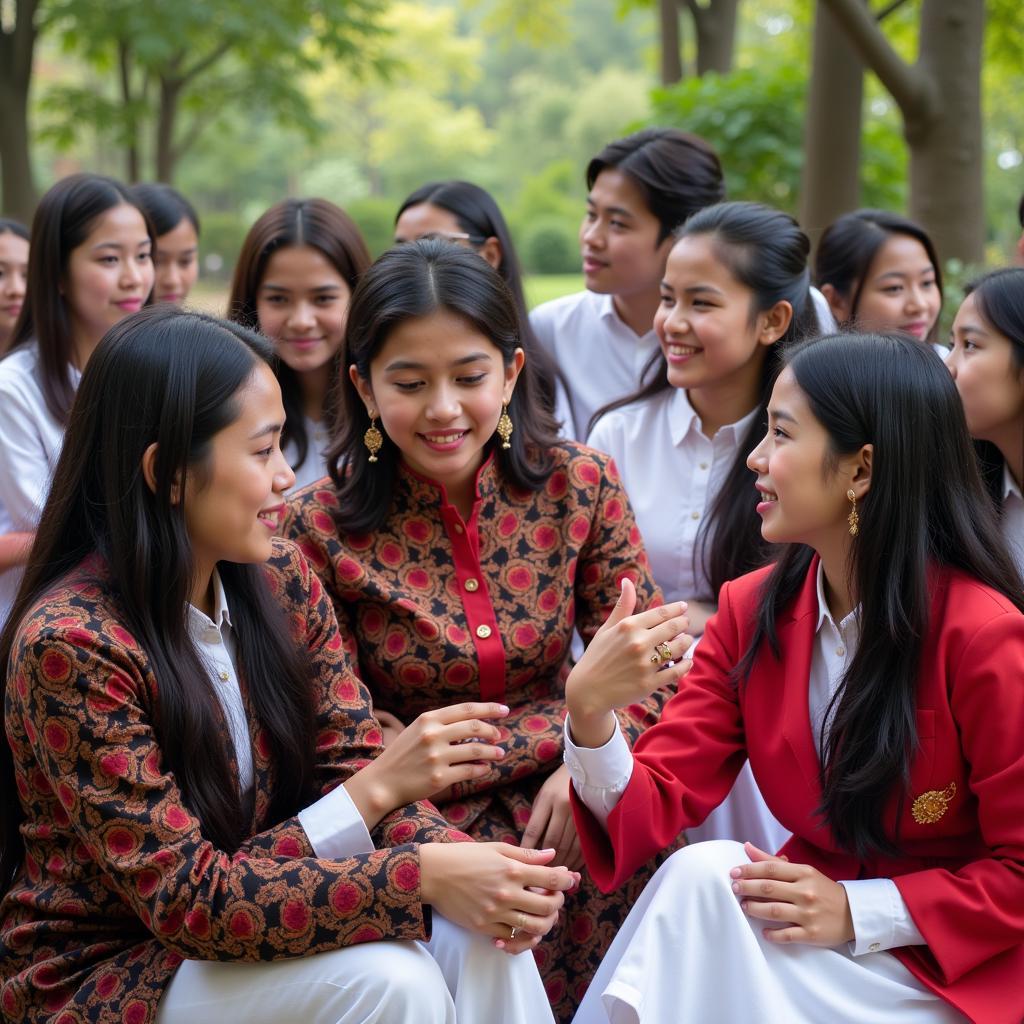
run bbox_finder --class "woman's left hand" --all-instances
[731,842,854,947]
[520,764,583,870]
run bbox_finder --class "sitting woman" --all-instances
[948,267,1024,580]
[283,240,676,1022]
[0,306,576,1024]
[565,333,1024,1024]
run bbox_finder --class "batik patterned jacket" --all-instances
[0,539,466,1024]
[282,442,676,1020]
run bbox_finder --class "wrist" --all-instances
[344,763,400,831]
[418,843,442,905]
[566,709,618,749]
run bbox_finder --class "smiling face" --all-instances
[654,233,786,401]
[256,245,352,378]
[183,362,295,597]
[747,367,870,553]
[0,230,29,343]
[948,291,1024,451]
[152,218,199,304]
[845,234,941,341]
[64,203,154,359]
[579,169,673,299]
[351,309,523,499]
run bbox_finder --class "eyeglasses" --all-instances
[395,231,487,247]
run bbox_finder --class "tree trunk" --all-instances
[659,0,684,85]
[906,0,985,265]
[155,75,182,183]
[118,41,141,183]
[0,0,38,222]
[689,0,740,76]
[799,1,864,252]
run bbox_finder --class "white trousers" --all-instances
[573,841,966,1024]
[684,761,791,854]
[155,913,554,1024]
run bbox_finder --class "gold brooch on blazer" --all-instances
[911,782,956,824]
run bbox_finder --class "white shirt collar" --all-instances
[814,559,858,634]
[667,388,762,449]
[1003,464,1023,504]
[187,568,233,634]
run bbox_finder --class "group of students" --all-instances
[0,126,1023,1024]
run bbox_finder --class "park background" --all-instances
[1,0,1022,319]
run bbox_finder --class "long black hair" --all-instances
[3,173,155,425]
[128,183,201,237]
[737,333,1024,858]
[814,209,943,345]
[592,201,820,596]
[395,180,566,420]
[959,268,1024,507]
[0,305,316,896]
[229,198,372,474]
[327,239,561,534]
[0,218,29,241]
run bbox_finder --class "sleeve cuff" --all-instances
[564,714,634,790]
[839,877,926,955]
[298,783,375,860]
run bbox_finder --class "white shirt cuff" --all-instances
[563,714,634,830]
[298,783,375,860]
[839,878,926,955]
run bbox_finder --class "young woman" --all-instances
[129,183,201,305]
[564,332,1024,1024]
[815,209,944,355]
[586,201,819,853]
[395,180,567,425]
[0,218,29,349]
[0,305,575,1024]
[530,128,726,440]
[283,240,676,1022]
[228,198,371,490]
[0,173,154,627]
[948,267,1024,580]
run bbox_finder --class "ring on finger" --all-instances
[650,641,673,665]
[509,926,517,941]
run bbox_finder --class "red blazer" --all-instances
[572,559,1024,1024]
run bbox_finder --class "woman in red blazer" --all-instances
[0,306,575,1024]
[564,333,1024,1024]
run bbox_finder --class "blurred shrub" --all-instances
[345,196,400,259]
[198,210,251,282]
[521,217,579,274]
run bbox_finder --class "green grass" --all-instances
[189,274,584,319]
[525,274,583,310]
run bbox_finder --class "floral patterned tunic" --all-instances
[0,539,466,1024]
[282,442,679,1021]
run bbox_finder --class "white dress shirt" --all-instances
[1001,465,1024,582]
[564,561,926,955]
[587,388,760,604]
[189,570,373,859]
[530,291,660,441]
[285,415,333,492]
[0,343,81,626]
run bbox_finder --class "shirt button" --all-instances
[464,578,479,592]
[699,462,709,470]
[453,523,464,534]
[218,670,229,681]
[868,942,881,953]
[836,646,846,657]
[475,624,492,639]
[691,511,700,520]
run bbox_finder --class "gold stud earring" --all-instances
[847,489,859,536]
[496,403,513,450]
[364,415,383,463]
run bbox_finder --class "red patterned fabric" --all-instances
[283,442,680,1021]
[0,539,467,1024]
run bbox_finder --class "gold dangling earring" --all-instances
[363,415,383,463]
[847,488,859,536]
[496,403,514,450]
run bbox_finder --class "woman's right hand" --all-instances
[565,579,692,748]
[420,842,579,955]
[344,702,509,828]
